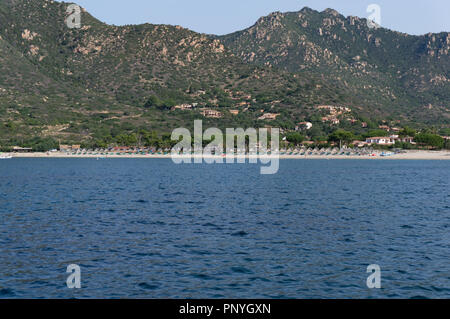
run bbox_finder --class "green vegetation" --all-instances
[414,133,445,149]
[0,1,448,151]
[364,130,390,138]
[328,130,354,148]
[285,132,305,145]
[220,8,450,126]
[399,127,416,137]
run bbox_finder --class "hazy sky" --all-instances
[61,0,449,35]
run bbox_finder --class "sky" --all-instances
[61,0,449,35]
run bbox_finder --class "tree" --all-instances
[144,95,161,108]
[24,137,59,152]
[285,132,305,145]
[439,128,450,136]
[146,131,162,148]
[444,139,450,150]
[158,98,176,110]
[328,130,354,149]
[399,126,416,137]
[414,133,444,149]
[93,139,108,148]
[115,133,138,146]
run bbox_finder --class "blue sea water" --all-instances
[0,158,449,299]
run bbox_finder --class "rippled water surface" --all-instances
[1,159,449,298]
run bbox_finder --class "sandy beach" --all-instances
[4,150,450,160]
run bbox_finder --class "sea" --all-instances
[0,158,449,298]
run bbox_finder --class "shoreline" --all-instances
[4,150,450,160]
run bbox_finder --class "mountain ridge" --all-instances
[0,0,343,147]
[0,0,448,149]
[219,6,449,124]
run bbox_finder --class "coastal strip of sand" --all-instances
[4,150,450,160]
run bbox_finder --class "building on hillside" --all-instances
[317,105,334,110]
[321,116,340,125]
[258,113,280,121]
[386,136,415,144]
[330,118,340,125]
[317,105,351,114]
[296,122,313,131]
[201,109,223,118]
[172,104,193,111]
[352,140,368,148]
[365,137,394,145]
[399,136,415,143]
[229,110,239,115]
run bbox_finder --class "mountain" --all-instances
[219,8,450,125]
[0,0,345,147]
[0,1,448,149]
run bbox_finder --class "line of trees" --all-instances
[323,128,448,150]
[90,129,175,149]
[414,133,445,149]
[3,125,449,152]
[144,95,176,110]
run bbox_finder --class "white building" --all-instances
[365,137,394,145]
[296,122,313,131]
